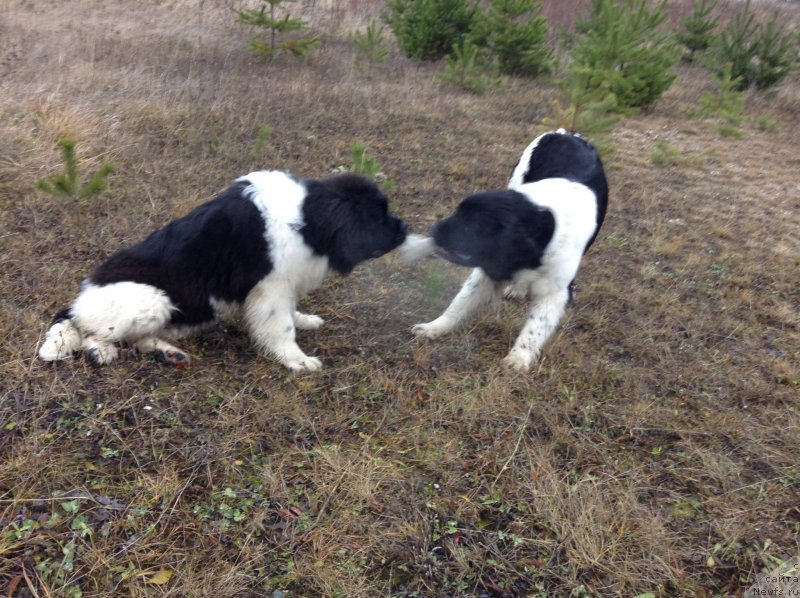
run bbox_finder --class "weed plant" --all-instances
[349,143,395,192]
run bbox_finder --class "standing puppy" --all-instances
[38,171,408,371]
[409,129,608,371]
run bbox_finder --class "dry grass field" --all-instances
[1,0,799,596]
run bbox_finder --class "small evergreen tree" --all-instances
[714,0,758,89]
[713,1,795,90]
[353,21,390,65]
[383,0,477,61]
[236,0,319,60]
[571,0,679,110]
[678,0,718,63]
[693,66,747,138]
[440,42,500,95]
[544,64,625,157]
[751,16,796,89]
[250,124,273,163]
[350,144,395,192]
[37,138,115,199]
[481,0,551,76]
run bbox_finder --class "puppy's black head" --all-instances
[302,173,408,275]
[432,190,555,282]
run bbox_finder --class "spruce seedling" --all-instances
[353,21,390,65]
[440,42,500,95]
[36,138,115,199]
[236,0,319,60]
[678,0,718,63]
[350,143,394,192]
[693,67,747,138]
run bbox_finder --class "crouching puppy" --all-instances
[38,171,408,371]
[409,129,608,371]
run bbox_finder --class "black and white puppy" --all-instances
[38,171,408,371]
[405,129,608,371]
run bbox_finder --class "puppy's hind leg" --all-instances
[503,288,569,372]
[413,268,497,339]
[245,283,322,371]
[70,282,175,366]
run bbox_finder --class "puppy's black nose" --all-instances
[431,221,441,236]
[399,220,409,233]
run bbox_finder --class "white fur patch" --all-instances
[397,234,436,263]
[71,282,176,342]
[241,171,330,294]
[514,178,598,293]
[38,320,82,361]
[236,171,333,370]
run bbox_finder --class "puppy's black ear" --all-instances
[514,205,556,269]
[325,211,364,275]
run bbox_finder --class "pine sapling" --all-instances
[36,138,115,199]
[693,67,747,138]
[236,0,319,60]
[353,21,390,65]
[440,42,500,95]
[350,143,395,192]
[714,0,758,89]
[678,0,718,62]
[751,15,796,89]
[543,64,627,157]
[483,0,551,76]
[571,0,679,110]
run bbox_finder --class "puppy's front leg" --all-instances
[503,288,569,372]
[413,268,497,339]
[245,284,322,371]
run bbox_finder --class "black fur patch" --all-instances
[51,307,73,324]
[89,181,272,325]
[431,190,555,282]
[301,173,408,275]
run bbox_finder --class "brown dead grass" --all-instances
[1,0,799,596]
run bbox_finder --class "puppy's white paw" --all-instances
[38,322,82,361]
[397,234,436,263]
[502,350,532,372]
[503,285,529,301]
[285,355,323,372]
[84,341,119,366]
[295,313,324,330]
[155,348,191,368]
[412,322,447,340]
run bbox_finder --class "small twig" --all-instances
[491,401,535,491]
[21,566,42,598]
